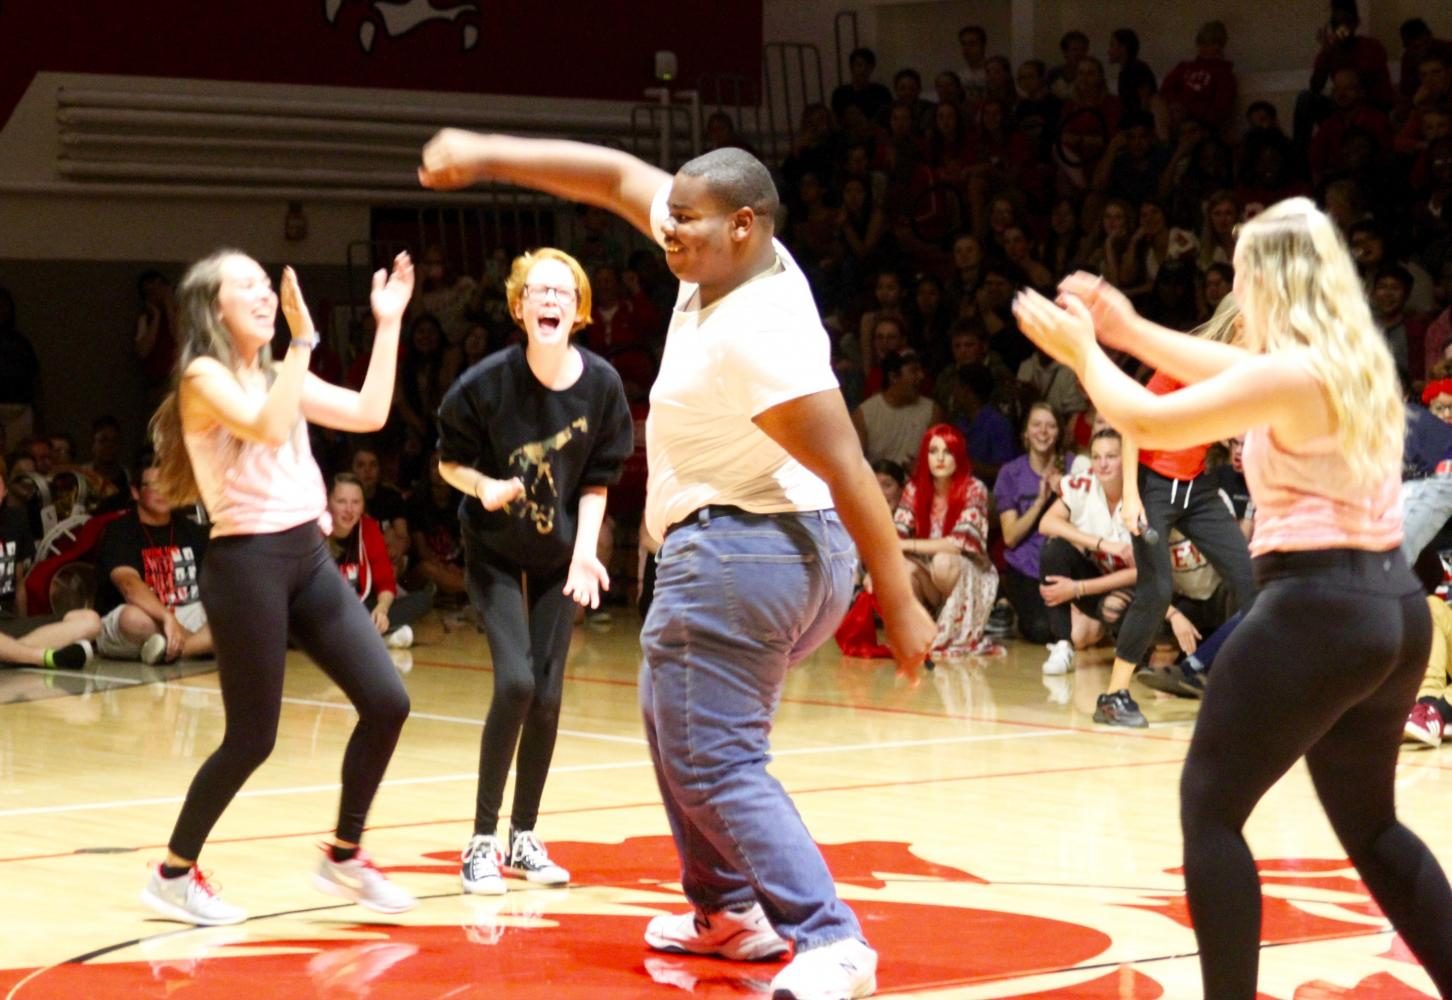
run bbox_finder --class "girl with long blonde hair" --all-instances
[1013,198,1452,998]
[141,249,418,926]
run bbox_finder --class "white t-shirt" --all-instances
[643,182,839,541]
[1059,469,1132,573]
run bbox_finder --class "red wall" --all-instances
[0,1,762,126]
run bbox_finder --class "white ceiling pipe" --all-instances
[59,131,419,159]
[57,87,634,132]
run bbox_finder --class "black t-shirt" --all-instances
[94,511,209,615]
[437,345,633,569]
[365,483,408,534]
[0,506,35,610]
[1205,464,1252,521]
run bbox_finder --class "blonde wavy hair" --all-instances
[1233,197,1402,487]
[504,247,593,333]
[1191,292,1241,345]
[149,249,271,505]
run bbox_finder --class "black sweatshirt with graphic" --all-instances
[437,345,633,572]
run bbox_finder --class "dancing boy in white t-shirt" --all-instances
[420,132,935,1000]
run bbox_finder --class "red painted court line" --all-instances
[0,757,1185,866]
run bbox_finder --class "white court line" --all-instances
[13,668,146,687]
[0,727,1081,819]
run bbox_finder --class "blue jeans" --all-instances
[1401,475,1452,561]
[639,507,859,949]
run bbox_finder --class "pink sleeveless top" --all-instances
[1242,424,1402,556]
[183,378,328,538]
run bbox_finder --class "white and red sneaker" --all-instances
[312,846,416,913]
[1404,701,1445,749]
[140,865,246,926]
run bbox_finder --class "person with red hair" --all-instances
[891,424,1000,656]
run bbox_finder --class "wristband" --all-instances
[291,331,319,351]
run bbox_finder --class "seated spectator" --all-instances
[856,268,908,365]
[1040,196,1089,281]
[957,25,989,106]
[351,445,409,560]
[1401,18,1452,103]
[413,244,477,346]
[1013,59,1063,158]
[1038,427,1138,674]
[1083,197,1135,287]
[1372,264,1422,389]
[972,262,1034,368]
[950,362,1016,485]
[85,414,130,500]
[407,452,467,601]
[1349,220,1436,314]
[1309,67,1393,185]
[1119,199,1171,301]
[1047,30,1091,101]
[1203,262,1235,312]
[703,110,758,157]
[1160,20,1238,134]
[833,47,894,126]
[1018,346,1088,431]
[891,424,1000,657]
[946,233,986,311]
[1108,28,1157,117]
[1424,254,1452,377]
[853,349,942,468]
[873,458,906,511]
[1307,0,1397,118]
[909,273,952,368]
[588,263,659,354]
[861,315,910,398]
[1199,191,1239,270]
[1395,54,1449,155]
[1405,587,1452,748]
[1058,57,1123,194]
[781,103,841,218]
[1002,226,1054,291]
[835,175,891,291]
[326,473,431,649]
[0,471,98,668]
[994,401,1065,643]
[891,68,937,134]
[1092,111,1171,206]
[94,460,212,664]
[983,55,1017,111]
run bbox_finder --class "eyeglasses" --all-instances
[522,285,577,304]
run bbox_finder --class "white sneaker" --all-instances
[140,633,168,665]
[140,865,247,926]
[644,901,789,961]
[1041,639,1075,675]
[461,834,506,895]
[505,830,570,886]
[769,937,878,1000]
[385,625,414,649]
[312,847,417,913]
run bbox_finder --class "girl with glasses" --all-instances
[435,247,633,894]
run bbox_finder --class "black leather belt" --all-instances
[664,504,754,537]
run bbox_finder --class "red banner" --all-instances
[0,1,761,128]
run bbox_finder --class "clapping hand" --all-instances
[370,252,415,326]
[280,266,316,342]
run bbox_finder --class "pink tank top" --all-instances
[183,379,328,538]
[1241,424,1402,555]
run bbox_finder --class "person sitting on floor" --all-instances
[326,472,432,649]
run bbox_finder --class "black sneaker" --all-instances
[985,601,1016,638]
[45,641,94,671]
[1094,689,1148,728]
[1137,661,1205,699]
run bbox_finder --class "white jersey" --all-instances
[1059,470,1132,573]
[643,181,838,542]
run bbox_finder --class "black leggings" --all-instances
[168,523,411,860]
[1002,568,1052,644]
[1180,547,1452,998]
[1117,467,1255,664]
[466,547,576,837]
[1038,537,1133,642]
